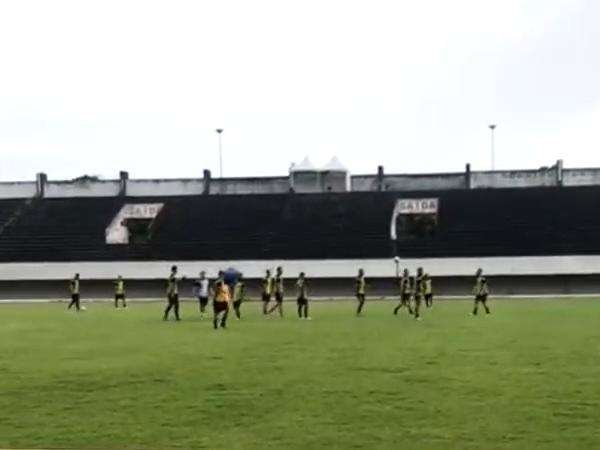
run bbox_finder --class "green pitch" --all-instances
[1,299,599,450]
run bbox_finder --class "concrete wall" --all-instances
[471,169,557,189]
[127,179,205,197]
[45,180,121,198]
[0,182,37,199]
[351,173,466,191]
[209,177,290,195]
[562,168,600,186]
[2,255,600,281]
[321,172,349,192]
[6,164,600,200]
[291,172,321,193]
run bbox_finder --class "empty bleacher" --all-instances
[1,186,600,263]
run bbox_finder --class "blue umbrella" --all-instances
[223,267,241,288]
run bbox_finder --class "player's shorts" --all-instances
[275,292,284,303]
[297,296,308,305]
[71,293,80,302]
[198,296,209,307]
[262,293,271,302]
[168,293,179,304]
[213,300,229,313]
[356,293,365,301]
[115,293,125,300]
[233,300,242,309]
[475,294,488,302]
[401,293,411,303]
[425,293,433,301]
[414,294,422,303]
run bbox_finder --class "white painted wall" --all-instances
[0,182,36,199]
[127,179,205,196]
[209,177,290,194]
[351,173,466,191]
[1,255,599,280]
[45,181,121,197]
[471,170,557,188]
[562,169,600,186]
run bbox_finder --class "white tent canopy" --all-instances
[321,156,348,173]
[290,157,317,173]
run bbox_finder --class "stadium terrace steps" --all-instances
[0,186,600,263]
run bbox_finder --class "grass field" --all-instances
[1,298,600,450]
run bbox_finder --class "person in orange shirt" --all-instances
[213,275,231,330]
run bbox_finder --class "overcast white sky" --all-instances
[1,0,599,181]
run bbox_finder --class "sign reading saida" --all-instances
[390,198,439,240]
[106,203,164,244]
[396,198,439,214]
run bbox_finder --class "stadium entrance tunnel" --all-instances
[105,203,163,245]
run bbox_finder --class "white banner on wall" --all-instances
[390,198,439,239]
[105,203,164,244]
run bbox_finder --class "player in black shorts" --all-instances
[423,273,433,308]
[163,265,182,321]
[356,268,366,316]
[472,272,491,316]
[67,273,82,311]
[413,267,424,320]
[213,277,230,329]
[193,271,210,317]
[296,272,310,319]
[268,266,284,317]
[114,275,127,308]
[232,274,245,320]
[261,269,273,315]
[394,268,413,315]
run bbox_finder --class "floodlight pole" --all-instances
[489,124,496,170]
[216,128,224,178]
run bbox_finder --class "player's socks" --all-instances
[213,319,218,329]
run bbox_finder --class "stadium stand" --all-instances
[3,161,600,298]
[1,186,600,263]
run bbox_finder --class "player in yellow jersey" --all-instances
[393,268,414,315]
[213,276,231,329]
[356,268,366,316]
[232,275,245,320]
[114,275,127,308]
[296,272,310,319]
[67,273,82,311]
[423,273,433,308]
[472,269,491,316]
[268,266,285,317]
[163,265,183,321]
[413,267,424,320]
[261,269,273,315]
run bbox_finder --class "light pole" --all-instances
[216,128,224,178]
[489,124,496,170]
